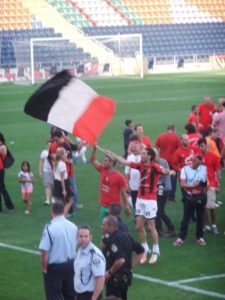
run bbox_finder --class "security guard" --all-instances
[74,225,106,300]
[39,201,78,300]
[101,216,144,300]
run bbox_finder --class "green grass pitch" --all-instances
[0,71,225,300]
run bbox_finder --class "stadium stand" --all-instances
[0,0,225,81]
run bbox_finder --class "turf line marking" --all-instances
[134,274,225,299]
[1,242,224,299]
[173,274,225,284]
[0,242,39,255]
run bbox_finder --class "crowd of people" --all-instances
[0,95,224,300]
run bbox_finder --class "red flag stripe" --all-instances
[73,96,116,144]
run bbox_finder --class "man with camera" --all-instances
[174,155,208,246]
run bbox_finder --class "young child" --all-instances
[18,161,34,214]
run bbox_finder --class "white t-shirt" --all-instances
[18,171,33,189]
[125,153,141,191]
[54,160,68,181]
[40,149,53,173]
[180,165,207,185]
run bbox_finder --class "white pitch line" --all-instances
[0,242,39,255]
[0,242,225,299]
[173,274,225,284]
[134,274,225,299]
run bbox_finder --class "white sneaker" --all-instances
[173,238,184,246]
[149,252,160,264]
[211,225,219,235]
[204,225,211,233]
[44,200,50,206]
[51,198,55,204]
[197,238,207,246]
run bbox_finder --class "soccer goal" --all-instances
[17,34,144,84]
[6,34,145,84]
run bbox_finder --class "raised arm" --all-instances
[104,150,130,166]
[90,146,101,170]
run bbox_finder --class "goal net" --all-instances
[7,34,145,84]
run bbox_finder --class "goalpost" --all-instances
[7,34,145,84]
[10,34,145,84]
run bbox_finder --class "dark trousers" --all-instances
[181,187,196,221]
[43,260,75,300]
[106,274,129,300]
[167,171,177,201]
[75,292,102,300]
[131,190,138,210]
[155,194,175,232]
[179,193,207,240]
[0,169,14,211]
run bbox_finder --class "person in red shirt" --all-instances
[172,134,196,222]
[91,146,131,224]
[197,138,221,234]
[172,134,195,173]
[105,147,175,265]
[134,124,151,148]
[185,123,202,149]
[155,125,180,202]
[198,96,216,137]
[187,105,199,132]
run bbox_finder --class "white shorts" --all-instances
[206,188,216,209]
[135,198,158,220]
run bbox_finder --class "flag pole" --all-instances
[96,144,105,153]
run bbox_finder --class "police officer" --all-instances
[39,201,78,300]
[74,225,106,300]
[101,216,144,300]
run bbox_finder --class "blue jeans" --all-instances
[69,176,78,209]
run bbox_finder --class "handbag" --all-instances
[4,148,15,168]
[186,193,207,207]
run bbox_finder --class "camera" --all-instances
[157,184,164,196]
[199,180,207,188]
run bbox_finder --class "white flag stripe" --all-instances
[47,78,97,132]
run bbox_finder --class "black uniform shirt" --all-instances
[102,230,144,274]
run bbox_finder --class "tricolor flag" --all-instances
[24,70,116,144]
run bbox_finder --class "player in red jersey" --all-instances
[197,138,221,234]
[185,123,202,150]
[104,147,175,265]
[187,105,199,132]
[198,96,216,137]
[155,125,180,202]
[172,134,195,173]
[91,146,131,223]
